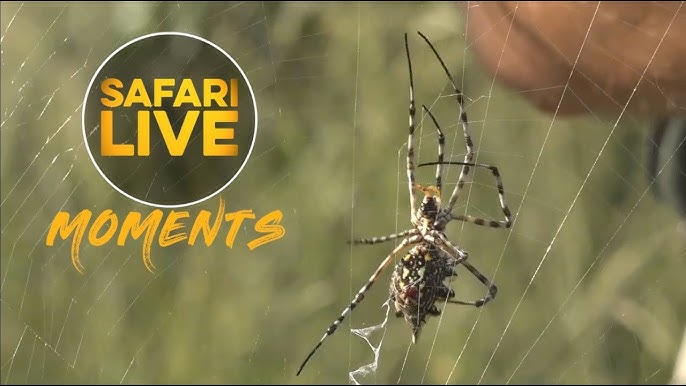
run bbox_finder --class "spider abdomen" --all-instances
[390,243,453,342]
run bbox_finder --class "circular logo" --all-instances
[82,32,257,208]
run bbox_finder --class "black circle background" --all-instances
[84,34,256,207]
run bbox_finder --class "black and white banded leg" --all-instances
[296,234,422,376]
[405,33,419,225]
[420,106,512,228]
[456,260,498,307]
[428,232,497,307]
[420,160,513,228]
[422,105,445,193]
[349,228,418,245]
[416,31,475,213]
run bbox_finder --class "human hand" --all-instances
[466,1,686,118]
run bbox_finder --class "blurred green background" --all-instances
[2,2,684,384]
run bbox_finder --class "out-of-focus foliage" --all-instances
[2,2,684,384]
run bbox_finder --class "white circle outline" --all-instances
[81,31,258,209]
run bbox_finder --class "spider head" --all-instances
[417,185,441,223]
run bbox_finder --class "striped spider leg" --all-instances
[296,32,512,377]
[415,31,513,229]
[296,234,422,376]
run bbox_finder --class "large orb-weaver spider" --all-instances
[296,31,513,376]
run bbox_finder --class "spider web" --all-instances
[2,2,685,385]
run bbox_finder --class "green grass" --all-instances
[2,2,684,384]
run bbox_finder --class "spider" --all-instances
[296,31,513,376]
